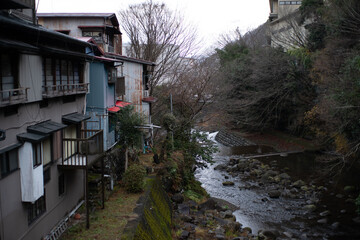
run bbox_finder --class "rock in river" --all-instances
[223,181,235,186]
[292,180,306,188]
[268,190,281,198]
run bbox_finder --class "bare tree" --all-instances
[171,55,220,122]
[119,0,199,94]
[269,8,307,49]
[218,23,270,50]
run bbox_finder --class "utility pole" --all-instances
[170,93,174,149]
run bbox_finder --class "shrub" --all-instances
[123,165,147,193]
[356,194,360,215]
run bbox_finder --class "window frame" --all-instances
[0,53,19,100]
[43,167,51,185]
[32,142,42,168]
[42,57,84,93]
[58,173,65,196]
[0,148,19,178]
[27,192,46,225]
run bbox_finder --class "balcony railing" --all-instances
[269,13,279,21]
[61,129,104,168]
[42,83,89,98]
[0,87,29,107]
[107,45,115,53]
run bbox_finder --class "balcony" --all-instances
[60,129,104,169]
[42,83,89,98]
[269,13,279,21]
[0,87,29,107]
[107,45,115,53]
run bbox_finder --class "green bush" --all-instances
[123,165,147,193]
[356,194,360,215]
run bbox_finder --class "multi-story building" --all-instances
[38,13,157,150]
[268,0,306,49]
[37,13,122,54]
[0,1,105,239]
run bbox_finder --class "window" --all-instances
[52,130,62,161]
[0,54,18,101]
[82,31,103,43]
[109,114,116,133]
[42,57,83,93]
[33,143,42,167]
[116,76,125,97]
[58,173,65,196]
[108,67,117,83]
[279,1,302,5]
[28,194,46,225]
[43,167,50,184]
[0,148,18,178]
[43,138,52,166]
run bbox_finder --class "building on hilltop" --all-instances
[37,13,122,54]
[268,0,307,49]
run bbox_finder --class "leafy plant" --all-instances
[123,165,147,193]
[115,105,144,148]
[356,194,360,215]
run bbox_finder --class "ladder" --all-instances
[44,218,68,240]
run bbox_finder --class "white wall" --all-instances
[19,54,43,103]
[19,142,44,202]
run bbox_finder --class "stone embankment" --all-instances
[121,177,172,240]
[215,130,254,147]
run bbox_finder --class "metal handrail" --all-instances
[42,83,89,96]
[0,87,29,105]
[62,129,103,167]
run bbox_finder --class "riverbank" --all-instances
[195,129,360,240]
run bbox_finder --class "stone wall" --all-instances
[122,177,172,240]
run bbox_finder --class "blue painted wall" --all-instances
[86,62,117,151]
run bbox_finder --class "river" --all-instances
[195,131,360,240]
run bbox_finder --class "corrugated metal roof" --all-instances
[62,113,91,124]
[107,106,120,113]
[0,12,92,48]
[142,96,157,103]
[0,143,23,154]
[37,13,115,18]
[116,101,131,108]
[108,101,131,113]
[17,132,49,143]
[94,56,123,63]
[105,53,156,66]
[27,121,67,135]
[37,13,120,27]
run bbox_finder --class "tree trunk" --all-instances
[125,147,129,171]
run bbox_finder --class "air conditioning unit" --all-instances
[144,90,149,98]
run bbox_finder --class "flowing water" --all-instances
[195,132,360,239]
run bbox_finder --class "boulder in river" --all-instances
[268,190,281,198]
[292,180,306,188]
[214,164,227,171]
[223,181,235,186]
[304,204,317,212]
[317,218,328,224]
[319,210,330,217]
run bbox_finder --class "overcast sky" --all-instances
[36,0,269,51]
